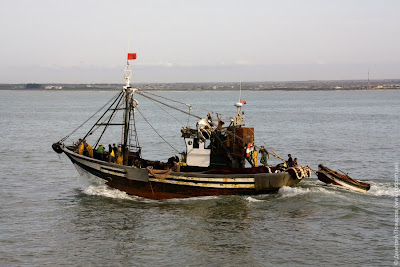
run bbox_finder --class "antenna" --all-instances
[124,61,132,88]
[239,80,242,102]
[127,38,131,56]
[124,39,132,87]
[233,80,244,126]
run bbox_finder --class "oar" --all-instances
[338,169,351,178]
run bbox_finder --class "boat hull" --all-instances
[62,146,308,199]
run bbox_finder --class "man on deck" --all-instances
[96,144,105,160]
[287,154,293,167]
[259,146,269,166]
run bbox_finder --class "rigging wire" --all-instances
[138,90,224,119]
[143,94,187,127]
[93,100,125,148]
[143,90,229,117]
[186,106,191,126]
[142,90,190,107]
[80,92,125,144]
[59,91,123,143]
[136,91,203,120]
[246,127,282,161]
[129,112,140,151]
[135,107,180,153]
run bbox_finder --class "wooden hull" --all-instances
[316,164,370,193]
[61,146,310,199]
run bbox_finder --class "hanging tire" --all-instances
[52,143,63,154]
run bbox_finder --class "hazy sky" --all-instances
[0,0,399,83]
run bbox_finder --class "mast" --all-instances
[368,69,370,90]
[233,81,245,126]
[233,102,244,126]
[122,53,137,165]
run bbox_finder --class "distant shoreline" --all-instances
[1,79,399,91]
[1,88,399,92]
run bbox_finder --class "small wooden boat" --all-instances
[316,164,370,193]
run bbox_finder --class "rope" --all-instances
[143,90,190,107]
[59,91,123,143]
[147,167,172,179]
[142,90,220,116]
[147,96,186,127]
[136,91,203,120]
[80,91,125,145]
[186,106,191,127]
[245,127,283,161]
[93,100,125,148]
[136,106,180,153]
[310,168,319,177]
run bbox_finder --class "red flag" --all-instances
[127,53,137,60]
[240,100,247,104]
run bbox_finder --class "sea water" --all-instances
[0,89,399,266]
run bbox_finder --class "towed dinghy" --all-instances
[316,164,370,193]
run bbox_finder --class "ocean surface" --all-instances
[0,89,399,266]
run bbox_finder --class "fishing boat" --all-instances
[316,164,370,193]
[52,54,311,199]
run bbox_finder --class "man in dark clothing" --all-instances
[107,144,113,162]
[287,154,293,167]
[171,161,180,172]
[167,155,180,168]
[259,146,269,166]
[96,144,105,161]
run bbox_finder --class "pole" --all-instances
[123,88,130,165]
[122,60,133,165]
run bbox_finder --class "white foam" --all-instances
[282,181,399,198]
[278,184,343,198]
[245,196,264,202]
[279,186,311,198]
[83,184,137,200]
[367,182,399,197]
[79,178,397,201]
[165,195,220,203]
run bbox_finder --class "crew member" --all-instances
[259,146,269,166]
[75,139,82,151]
[81,139,93,158]
[171,159,180,172]
[116,145,123,164]
[252,146,258,167]
[96,144,105,160]
[287,154,293,167]
[108,144,115,163]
